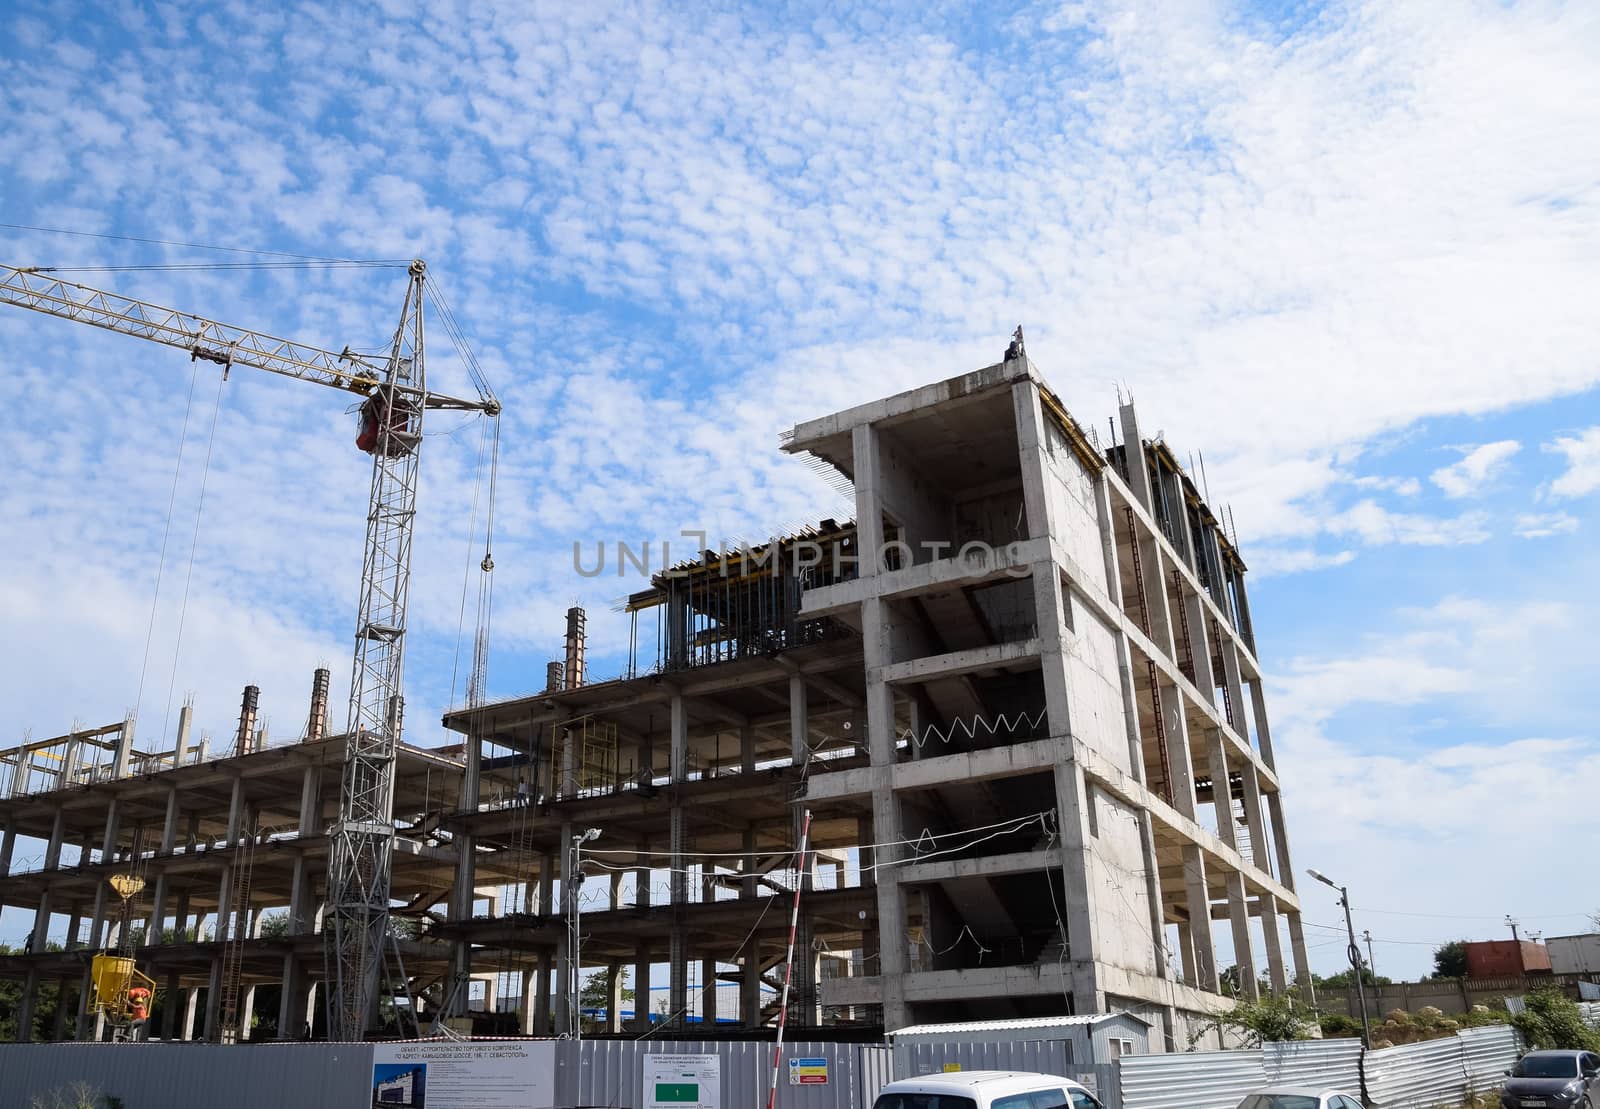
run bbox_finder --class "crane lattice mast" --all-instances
[0,260,499,1041]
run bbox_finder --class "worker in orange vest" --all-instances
[127,986,151,1024]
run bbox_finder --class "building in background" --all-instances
[1463,940,1553,979]
[1545,935,1600,977]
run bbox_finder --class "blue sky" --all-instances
[1,0,1598,980]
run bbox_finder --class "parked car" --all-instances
[873,1071,1105,1109]
[1236,1087,1365,1109]
[1502,1050,1600,1109]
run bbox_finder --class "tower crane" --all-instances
[0,260,499,1041]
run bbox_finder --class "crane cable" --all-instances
[131,358,203,745]
[158,367,228,745]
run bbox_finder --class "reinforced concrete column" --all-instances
[279,952,308,1040]
[789,672,807,766]
[1203,728,1257,1000]
[1118,402,1155,513]
[741,939,761,1028]
[700,955,717,1026]
[76,965,97,1038]
[181,987,199,1040]
[16,969,39,1041]
[51,978,73,1040]
[535,948,554,1035]
[0,824,14,876]
[1266,791,1297,894]
[239,985,257,1040]
[1286,912,1315,998]
[741,827,757,899]
[164,972,183,1040]
[1247,676,1278,770]
[607,963,624,1033]
[203,956,223,1040]
[740,723,756,776]
[518,969,535,1035]
[1258,894,1288,995]
[632,943,651,1034]
[539,852,555,915]
[667,805,687,1026]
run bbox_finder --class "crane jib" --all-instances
[0,263,495,413]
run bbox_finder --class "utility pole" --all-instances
[1505,915,1520,942]
[1363,929,1377,980]
[1309,869,1371,1048]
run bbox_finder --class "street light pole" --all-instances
[1505,915,1520,943]
[1309,869,1371,1049]
[570,828,601,1046]
[1363,929,1378,981]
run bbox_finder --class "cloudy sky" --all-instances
[1,0,1597,979]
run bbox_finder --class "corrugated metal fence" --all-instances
[0,1041,375,1109]
[0,1038,889,1109]
[892,1039,1118,1109]
[1121,1046,1266,1109]
[1120,1027,1521,1109]
[1266,1037,1365,1092]
[1366,1026,1522,1109]
[568,1039,890,1108]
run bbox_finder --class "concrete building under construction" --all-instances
[0,357,1311,1048]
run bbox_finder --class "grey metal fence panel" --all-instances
[0,1042,375,1109]
[860,1045,894,1107]
[1460,1025,1523,1092]
[1119,1047,1265,1109]
[567,1039,878,1108]
[894,1038,1074,1081]
[1265,1037,1364,1093]
[1365,1036,1471,1109]
[1580,1002,1600,1030]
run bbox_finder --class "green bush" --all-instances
[1190,993,1317,1048]
[1511,989,1600,1052]
[1320,1013,1361,1038]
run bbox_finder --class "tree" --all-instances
[1317,967,1390,989]
[579,970,635,1030]
[1433,940,1469,979]
[1511,989,1600,1053]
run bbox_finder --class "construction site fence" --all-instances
[0,1017,1574,1109]
[1119,1025,1519,1109]
[0,1037,893,1109]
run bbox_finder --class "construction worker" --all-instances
[127,985,151,1024]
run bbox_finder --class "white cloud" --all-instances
[1326,501,1491,547]
[1430,440,1521,498]
[1545,426,1600,499]
[1352,474,1422,497]
[1247,547,1356,577]
[1513,511,1578,538]
[1271,590,1598,977]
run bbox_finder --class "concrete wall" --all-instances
[1317,974,1592,1018]
[1085,789,1160,977]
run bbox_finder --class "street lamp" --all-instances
[571,828,602,1046]
[1308,868,1371,1049]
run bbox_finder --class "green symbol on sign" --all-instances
[655,1083,700,1102]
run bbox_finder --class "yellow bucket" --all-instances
[91,954,135,1005]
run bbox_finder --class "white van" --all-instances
[873,1070,1106,1109]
